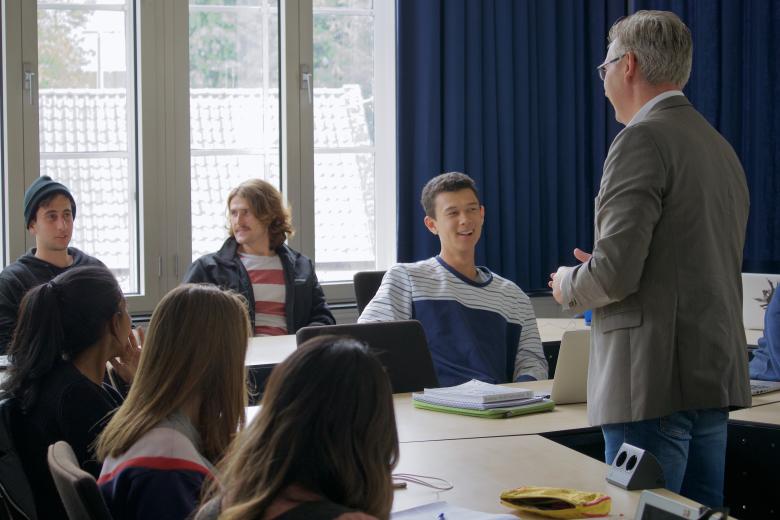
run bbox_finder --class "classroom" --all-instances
[0,1,778,519]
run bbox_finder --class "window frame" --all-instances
[2,0,396,313]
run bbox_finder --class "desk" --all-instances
[729,400,780,425]
[394,380,594,444]
[726,402,780,517]
[392,434,699,518]
[245,334,296,367]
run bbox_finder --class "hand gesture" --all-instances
[110,327,143,384]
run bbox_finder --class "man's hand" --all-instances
[548,270,564,304]
[549,248,593,305]
[573,248,592,263]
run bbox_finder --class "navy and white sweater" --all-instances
[358,256,547,386]
[98,413,214,520]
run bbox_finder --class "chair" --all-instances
[296,320,439,393]
[47,441,112,520]
[353,270,386,315]
[0,399,37,520]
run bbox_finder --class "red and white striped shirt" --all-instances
[239,253,287,336]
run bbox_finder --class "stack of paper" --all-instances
[412,379,555,418]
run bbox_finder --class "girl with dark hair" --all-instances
[196,336,399,520]
[0,265,140,519]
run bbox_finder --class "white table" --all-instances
[245,334,297,367]
[392,434,704,518]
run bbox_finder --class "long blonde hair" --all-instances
[96,284,250,463]
[199,336,398,520]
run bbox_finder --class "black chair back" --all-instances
[0,399,37,520]
[296,320,439,393]
[47,441,112,520]
[353,270,386,315]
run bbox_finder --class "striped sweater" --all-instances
[98,413,213,520]
[358,256,548,386]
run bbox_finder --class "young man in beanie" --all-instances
[0,176,105,352]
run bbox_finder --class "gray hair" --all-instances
[609,10,692,88]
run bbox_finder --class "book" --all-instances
[422,379,534,404]
[412,398,555,419]
[412,392,544,410]
[392,500,517,519]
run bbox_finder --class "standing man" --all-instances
[0,176,105,352]
[184,179,334,335]
[550,11,749,507]
[360,172,547,386]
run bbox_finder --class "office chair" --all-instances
[353,270,386,315]
[47,441,113,520]
[296,320,439,393]
[0,399,37,520]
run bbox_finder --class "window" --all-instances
[189,0,280,261]
[37,0,139,292]
[312,0,376,282]
[3,0,395,312]
[0,6,5,267]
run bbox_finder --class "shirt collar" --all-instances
[627,90,685,127]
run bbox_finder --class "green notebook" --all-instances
[413,398,556,419]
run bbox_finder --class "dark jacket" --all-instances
[0,248,105,353]
[15,362,122,519]
[183,238,335,333]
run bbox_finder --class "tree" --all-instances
[38,8,94,88]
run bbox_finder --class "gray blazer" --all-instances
[561,96,751,425]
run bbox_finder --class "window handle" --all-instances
[23,66,36,105]
[301,67,312,104]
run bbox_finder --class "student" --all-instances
[750,284,779,381]
[195,336,398,520]
[184,178,335,336]
[359,172,547,386]
[0,176,105,352]
[96,283,250,520]
[0,265,139,519]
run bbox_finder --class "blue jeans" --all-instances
[602,408,728,507]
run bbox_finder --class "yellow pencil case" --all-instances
[500,486,611,519]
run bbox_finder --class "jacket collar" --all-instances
[216,236,294,264]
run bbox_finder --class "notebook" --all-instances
[550,330,590,405]
[413,398,555,419]
[422,379,534,403]
[412,392,543,410]
[750,379,780,396]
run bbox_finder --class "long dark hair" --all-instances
[0,266,123,410]
[199,336,399,520]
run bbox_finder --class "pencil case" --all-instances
[500,486,611,518]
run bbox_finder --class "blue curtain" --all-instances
[397,0,780,290]
[631,0,780,273]
[397,0,626,291]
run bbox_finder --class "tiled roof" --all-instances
[38,86,375,288]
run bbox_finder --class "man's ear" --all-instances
[624,51,638,81]
[423,215,438,236]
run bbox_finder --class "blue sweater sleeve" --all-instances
[750,291,780,381]
[104,468,206,520]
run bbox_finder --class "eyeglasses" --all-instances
[596,54,625,81]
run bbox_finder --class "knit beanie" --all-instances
[23,176,77,227]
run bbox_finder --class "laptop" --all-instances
[550,330,591,404]
[295,320,439,394]
[750,379,780,396]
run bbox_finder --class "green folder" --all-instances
[413,398,556,419]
